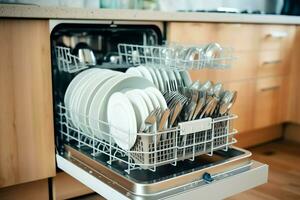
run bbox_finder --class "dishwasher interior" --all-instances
[50,21,267,199]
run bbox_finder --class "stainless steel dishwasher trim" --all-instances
[57,154,268,200]
[58,145,253,196]
[49,19,112,32]
[49,19,164,35]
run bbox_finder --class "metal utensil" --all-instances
[158,109,170,131]
[78,48,96,65]
[192,92,206,120]
[219,91,237,115]
[204,42,223,67]
[141,108,159,132]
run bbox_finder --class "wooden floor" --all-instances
[73,140,300,200]
[227,140,300,200]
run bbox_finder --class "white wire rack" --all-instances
[57,103,238,174]
[55,46,88,73]
[117,43,235,70]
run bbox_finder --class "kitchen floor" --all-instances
[72,140,300,200]
[228,140,300,200]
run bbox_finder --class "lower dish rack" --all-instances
[57,103,238,173]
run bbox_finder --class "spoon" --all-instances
[219,91,237,115]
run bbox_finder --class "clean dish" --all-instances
[89,75,154,141]
[134,89,154,112]
[146,67,159,89]
[167,70,178,91]
[69,69,103,128]
[145,87,168,110]
[180,70,192,87]
[160,68,171,92]
[65,68,100,108]
[64,68,100,125]
[137,65,154,83]
[144,89,160,110]
[107,92,137,150]
[125,90,149,132]
[71,71,105,127]
[77,70,120,135]
[126,67,143,77]
[174,69,183,87]
[153,68,165,92]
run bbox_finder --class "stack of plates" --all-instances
[64,68,164,150]
[107,87,168,150]
[126,65,192,92]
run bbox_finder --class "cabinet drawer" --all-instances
[216,24,259,51]
[167,23,217,45]
[190,52,258,82]
[257,51,288,77]
[167,23,259,51]
[259,25,295,51]
[254,77,284,129]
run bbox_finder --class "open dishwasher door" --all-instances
[56,146,268,200]
[51,20,268,200]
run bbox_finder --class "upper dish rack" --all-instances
[55,46,89,73]
[55,43,235,73]
[118,43,235,70]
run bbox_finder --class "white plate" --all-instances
[125,67,143,77]
[167,70,178,91]
[125,90,149,132]
[68,69,103,128]
[64,68,101,125]
[174,69,183,87]
[180,70,192,87]
[145,87,168,110]
[77,70,120,135]
[134,89,154,112]
[107,92,137,150]
[64,68,100,108]
[154,68,165,92]
[160,68,171,92]
[89,75,154,141]
[146,67,159,89]
[144,89,160,110]
[71,71,106,128]
[137,65,154,83]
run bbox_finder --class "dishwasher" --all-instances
[50,20,268,200]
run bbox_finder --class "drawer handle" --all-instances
[260,86,280,92]
[262,60,281,65]
[266,31,288,39]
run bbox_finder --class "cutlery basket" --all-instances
[131,115,237,169]
[57,103,237,173]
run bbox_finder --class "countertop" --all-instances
[1,4,300,24]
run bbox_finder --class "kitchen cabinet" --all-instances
[287,27,300,124]
[236,125,283,148]
[259,25,295,51]
[0,179,49,200]
[0,19,55,187]
[223,80,255,133]
[167,22,295,146]
[167,23,260,51]
[253,77,286,129]
[52,172,93,200]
